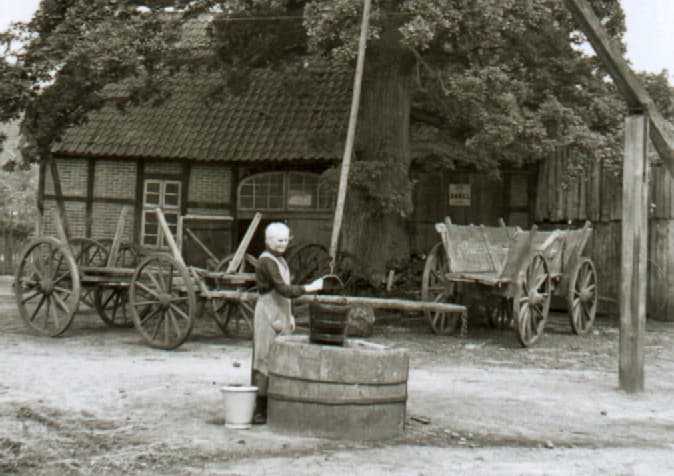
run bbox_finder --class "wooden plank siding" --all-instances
[535,150,674,321]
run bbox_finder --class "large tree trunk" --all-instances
[339,61,413,284]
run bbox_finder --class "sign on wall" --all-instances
[448,183,471,207]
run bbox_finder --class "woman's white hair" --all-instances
[265,222,290,240]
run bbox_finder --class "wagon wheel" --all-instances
[211,298,255,337]
[287,243,331,284]
[94,286,133,328]
[214,252,258,273]
[422,242,461,335]
[99,239,141,267]
[210,254,257,337]
[128,254,197,349]
[14,237,81,337]
[69,238,109,309]
[513,253,551,347]
[486,297,513,329]
[567,257,597,335]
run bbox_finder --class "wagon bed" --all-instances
[422,218,597,347]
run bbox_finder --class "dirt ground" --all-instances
[1,274,674,476]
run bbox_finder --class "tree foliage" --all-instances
[1,1,639,169]
[0,166,38,232]
[1,0,671,240]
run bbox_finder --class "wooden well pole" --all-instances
[619,114,649,392]
[328,0,372,261]
[562,0,674,393]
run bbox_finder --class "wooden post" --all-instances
[328,0,372,260]
[619,114,649,393]
[107,207,129,267]
[225,212,262,273]
[156,207,186,268]
[48,155,71,239]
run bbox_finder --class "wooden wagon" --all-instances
[421,218,597,347]
[13,208,261,349]
[14,209,467,350]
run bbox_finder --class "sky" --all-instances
[0,0,673,79]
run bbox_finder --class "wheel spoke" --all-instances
[53,286,73,296]
[534,273,547,290]
[135,282,161,300]
[48,296,60,329]
[21,290,42,304]
[102,290,116,309]
[51,254,65,280]
[162,311,170,345]
[112,293,123,320]
[167,308,182,336]
[147,270,163,291]
[140,306,161,325]
[581,266,593,288]
[30,295,48,322]
[52,273,71,286]
[151,311,165,340]
[52,293,70,314]
[169,303,190,322]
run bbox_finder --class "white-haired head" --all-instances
[265,222,290,255]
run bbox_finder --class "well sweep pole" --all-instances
[328,0,372,261]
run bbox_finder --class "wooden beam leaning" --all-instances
[107,207,129,267]
[619,114,649,393]
[226,212,262,273]
[563,0,674,175]
[156,207,186,268]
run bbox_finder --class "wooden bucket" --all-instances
[309,302,349,346]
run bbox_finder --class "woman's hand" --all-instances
[304,277,324,293]
[271,320,284,332]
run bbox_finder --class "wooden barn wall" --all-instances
[534,148,623,223]
[408,170,513,255]
[535,152,674,321]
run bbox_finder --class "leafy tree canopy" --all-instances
[0,166,38,232]
[0,1,671,194]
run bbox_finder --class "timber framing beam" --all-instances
[563,0,674,175]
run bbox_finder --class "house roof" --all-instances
[53,68,352,163]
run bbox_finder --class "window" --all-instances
[142,180,181,247]
[238,172,333,212]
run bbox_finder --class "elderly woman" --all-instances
[252,222,323,424]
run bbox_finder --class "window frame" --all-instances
[237,171,333,213]
[141,179,182,248]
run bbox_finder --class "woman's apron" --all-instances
[253,251,295,382]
